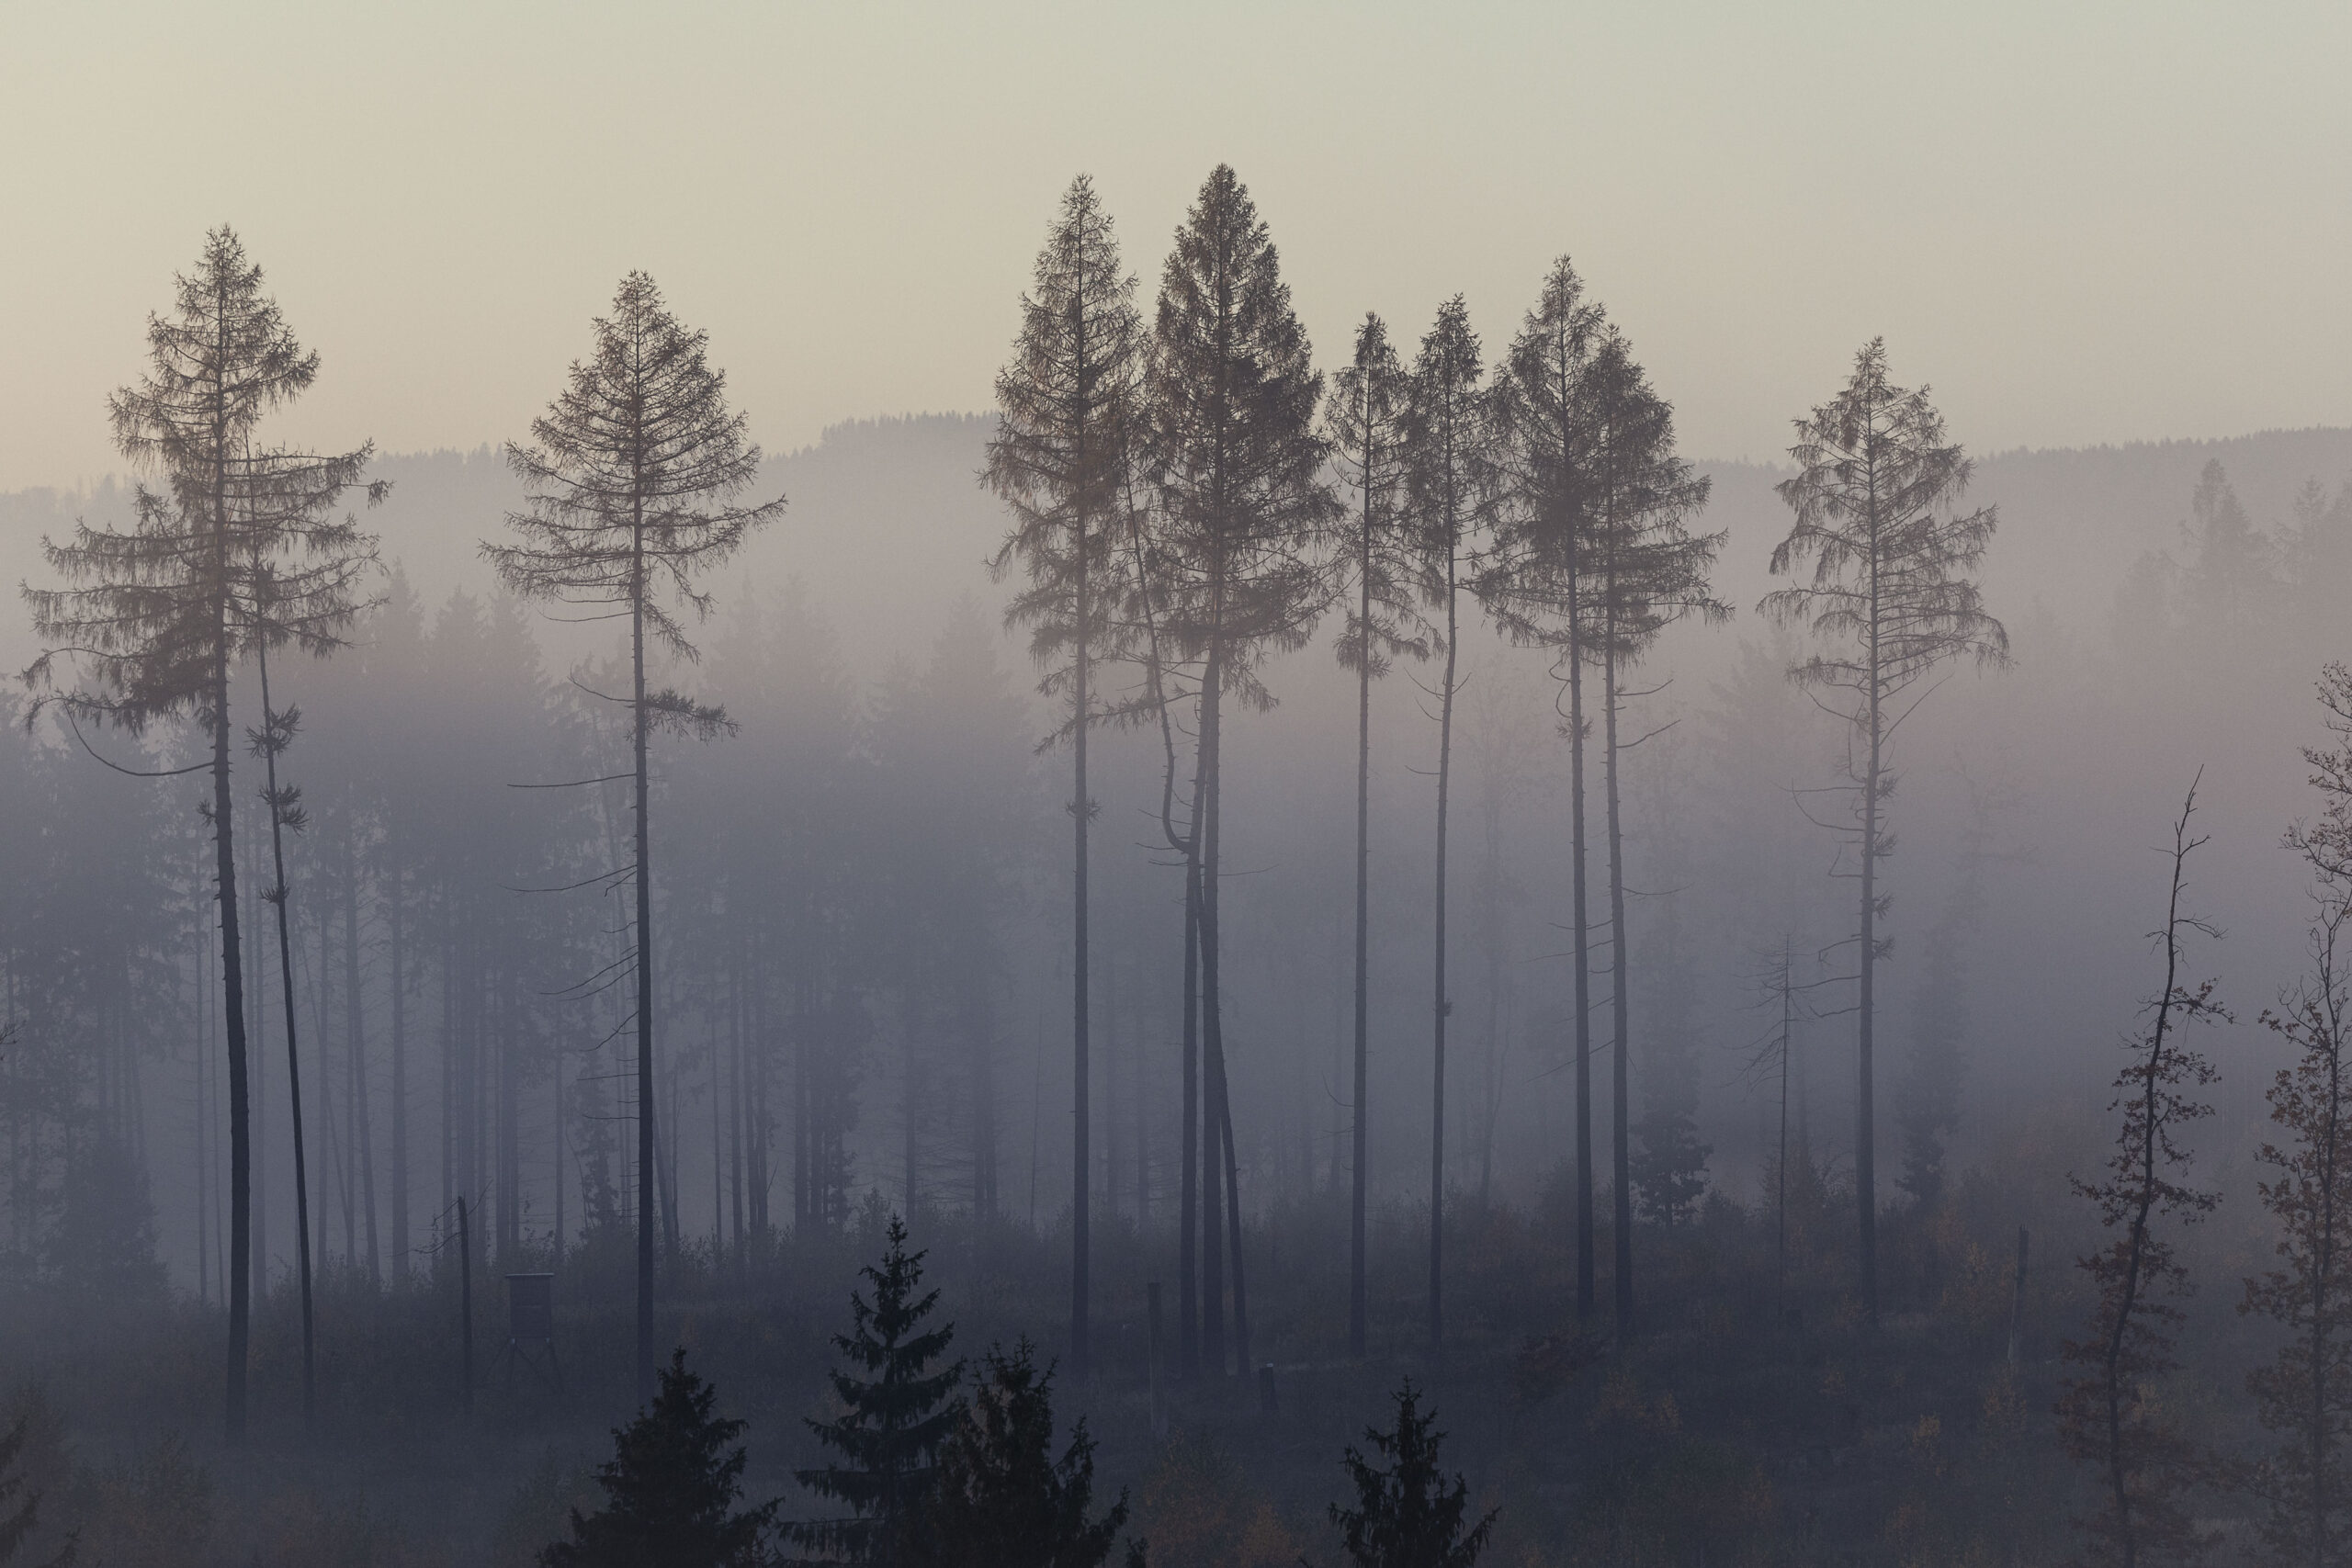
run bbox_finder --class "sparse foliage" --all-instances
[487,270,783,1401]
[2057,781,2225,1568]
[1761,337,2006,1325]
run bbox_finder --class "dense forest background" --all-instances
[3,412,2350,1564]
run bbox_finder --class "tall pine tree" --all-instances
[986,174,1142,1381]
[1320,312,1425,1361]
[1481,258,1606,1319]
[486,272,784,1401]
[1761,339,2004,1325]
[1400,297,1491,1353]
[23,227,379,1439]
[1140,164,1336,1378]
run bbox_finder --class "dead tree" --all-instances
[2057,779,2224,1568]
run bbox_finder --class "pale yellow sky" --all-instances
[3,1,2346,491]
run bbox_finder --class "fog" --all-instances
[6,11,2352,1567]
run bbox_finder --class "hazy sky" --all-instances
[4,1,2346,491]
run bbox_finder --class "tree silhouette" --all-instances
[1760,338,2005,1325]
[2235,664,2352,1564]
[987,174,1143,1381]
[1481,256,1607,1318]
[541,1348,776,1568]
[790,1216,963,1565]
[1400,296,1492,1353]
[486,271,784,1403]
[905,1340,1137,1568]
[2057,780,2223,1568]
[1579,329,1724,1337]
[1140,164,1336,1379]
[1325,1380,1496,1568]
[1320,311,1425,1361]
[21,226,379,1440]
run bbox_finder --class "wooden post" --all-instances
[1147,1281,1165,1440]
[458,1197,475,1419]
[2007,1225,2029,1367]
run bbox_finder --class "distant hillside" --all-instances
[5,416,2346,678]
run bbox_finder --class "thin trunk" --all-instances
[1199,657,1227,1378]
[1605,629,1634,1337]
[1778,938,1793,1313]
[388,887,408,1284]
[1430,548,1459,1352]
[1350,487,1373,1360]
[256,643,317,1430]
[2314,1035,2338,1567]
[729,953,745,1256]
[632,490,656,1404]
[1567,642,1594,1320]
[1858,455,1884,1327]
[344,834,379,1283]
[195,940,211,1306]
[1104,950,1121,1224]
[207,285,254,1445]
[1071,437,1093,1382]
[1178,846,1202,1378]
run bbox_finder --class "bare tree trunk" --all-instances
[213,644,252,1436]
[1859,566,1883,1327]
[1072,540,1092,1379]
[343,833,379,1283]
[1430,554,1459,1353]
[1199,654,1227,1378]
[631,507,657,1403]
[1178,847,1201,1377]
[1350,513,1373,1360]
[1605,630,1634,1338]
[1566,639,1594,1321]
[255,644,317,1429]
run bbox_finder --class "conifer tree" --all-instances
[986,174,1142,1381]
[1326,1380,1496,1568]
[1761,339,2005,1325]
[2235,664,2352,1564]
[1320,312,1425,1361]
[1482,257,1606,1319]
[486,272,784,1402]
[1581,330,1724,1337]
[2057,781,2224,1568]
[1400,296,1492,1352]
[790,1216,963,1565]
[22,226,378,1440]
[542,1348,777,1568]
[1140,164,1337,1377]
[904,1341,1137,1568]
[2243,898,2352,1568]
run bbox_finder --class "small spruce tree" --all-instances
[1326,1380,1495,1568]
[789,1216,962,1564]
[540,1348,775,1568]
[905,1340,1138,1568]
